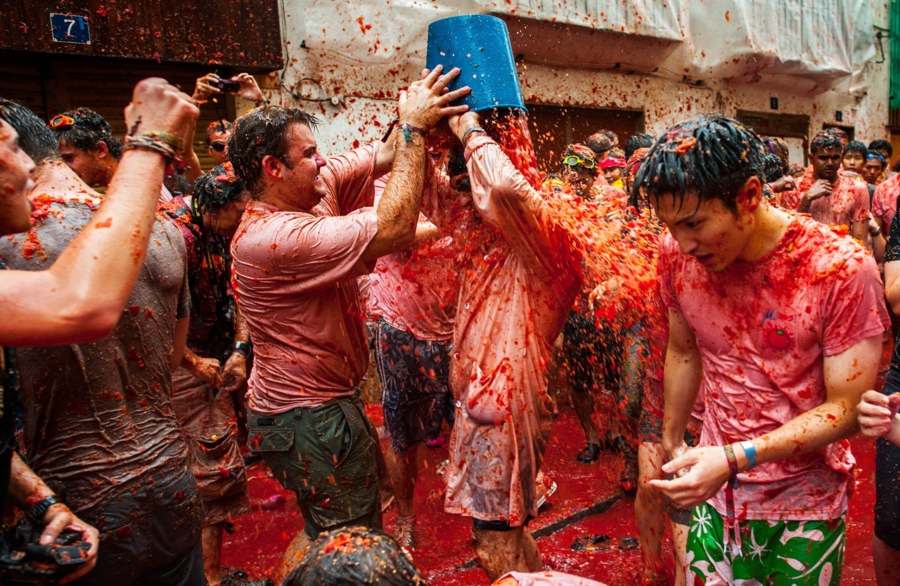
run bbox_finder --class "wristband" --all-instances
[723,444,739,486]
[871,227,882,237]
[399,122,426,144]
[27,495,62,524]
[381,118,399,143]
[132,130,184,151]
[233,341,252,358]
[739,440,757,470]
[461,126,486,146]
[123,134,178,162]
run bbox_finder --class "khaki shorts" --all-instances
[248,396,381,539]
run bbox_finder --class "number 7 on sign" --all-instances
[65,18,76,37]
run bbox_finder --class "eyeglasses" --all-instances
[209,141,226,152]
[48,114,75,130]
[562,155,596,170]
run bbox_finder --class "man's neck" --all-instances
[812,171,839,186]
[736,201,793,263]
[31,161,101,204]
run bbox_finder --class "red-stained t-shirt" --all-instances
[367,175,458,341]
[231,144,379,414]
[658,216,889,521]
[780,173,870,230]
[873,172,900,233]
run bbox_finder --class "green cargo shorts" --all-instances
[247,396,381,539]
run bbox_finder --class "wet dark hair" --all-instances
[869,139,892,158]
[809,131,843,155]
[0,98,60,166]
[842,141,867,158]
[228,106,320,195]
[51,107,122,160]
[448,148,467,178]
[585,132,614,156]
[826,127,848,141]
[624,133,654,160]
[761,136,790,173]
[193,165,247,213]
[631,114,764,214]
[282,527,428,586]
[762,154,784,183]
[206,119,234,147]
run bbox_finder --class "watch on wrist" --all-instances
[871,227,882,237]
[233,341,252,358]
[27,495,62,524]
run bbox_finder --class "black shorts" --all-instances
[375,319,454,453]
[73,471,205,586]
[562,311,621,394]
[876,369,900,550]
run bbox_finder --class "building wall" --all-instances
[247,0,890,167]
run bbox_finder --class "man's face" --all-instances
[651,189,756,273]
[865,159,884,184]
[58,141,106,186]
[207,129,231,165]
[205,191,250,239]
[278,123,328,210]
[0,120,36,236]
[812,146,842,181]
[842,151,865,175]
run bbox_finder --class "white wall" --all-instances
[244,0,890,164]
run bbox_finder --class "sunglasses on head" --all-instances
[867,152,885,163]
[562,155,596,170]
[209,141,227,152]
[48,114,75,130]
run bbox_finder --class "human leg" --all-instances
[472,524,532,582]
[202,523,224,585]
[875,372,900,585]
[874,535,900,586]
[562,312,601,461]
[670,520,689,586]
[636,442,666,583]
[386,444,419,548]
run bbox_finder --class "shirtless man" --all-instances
[642,115,887,584]
[0,78,199,583]
[1,98,206,585]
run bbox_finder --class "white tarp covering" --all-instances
[294,0,876,94]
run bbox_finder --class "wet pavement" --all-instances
[221,401,878,585]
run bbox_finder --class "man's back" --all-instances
[0,197,195,522]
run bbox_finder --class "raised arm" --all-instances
[0,79,199,346]
[360,66,469,263]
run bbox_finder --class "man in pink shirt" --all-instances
[873,170,900,234]
[429,112,582,581]
[781,131,872,243]
[641,115,888,584]
[368,174,459,551]
[228,66,469,578]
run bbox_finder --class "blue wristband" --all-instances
[739,440,757,470]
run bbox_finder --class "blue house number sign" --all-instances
[50,14,91,45]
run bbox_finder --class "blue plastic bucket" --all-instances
[426,14,527,114]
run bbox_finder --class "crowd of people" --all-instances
[0,64,899,586]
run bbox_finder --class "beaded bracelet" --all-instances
[123,134,178,162]
[133,130,184,151]
[399,122,426,144]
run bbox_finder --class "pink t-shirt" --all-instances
[367,176,458,341]
[873,172,900,231]
[231,144,379,414]
[659,216,888,521]
[499,571,606,586]
[780,173,869,230]
[434,135,582,525]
